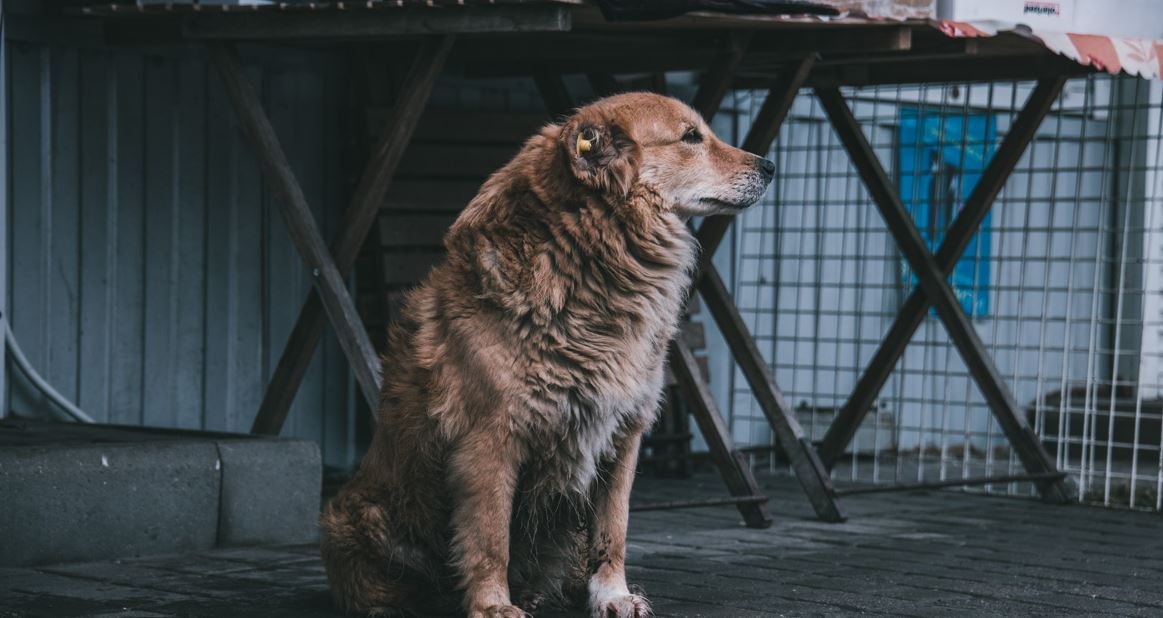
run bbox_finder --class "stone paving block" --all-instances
[1,568,193,609]
[639,602,781,618]
[629,574,834,616]
[41,562,255,600]
[193,544,319,566]
[128,553,266,577]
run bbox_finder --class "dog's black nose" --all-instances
[757,157,776,177]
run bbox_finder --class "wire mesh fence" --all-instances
[717,75,1163,511]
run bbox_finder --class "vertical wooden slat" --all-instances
[110,52,146,427]
[255,65,298,435]
[36,47,51,375]
[0,6,9,417]
[48,48,81,404]
[175,55,207,430]
[142,55,180,428]
[102,56,121,423]
[233,104,267,434]
[78,50,115,423]
[205,54,268,435]
[203,55,235,433]
[8,43,47,414]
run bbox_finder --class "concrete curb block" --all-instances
[0,421,322,566]
[216,439,321,547]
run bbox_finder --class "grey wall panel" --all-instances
[6,42,357,467]
[0,6,7,415]
[110,52,147,428]
[77,52,117,424]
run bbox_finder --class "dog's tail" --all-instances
[320,491,451,616]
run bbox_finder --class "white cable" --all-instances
[5,321,94,423]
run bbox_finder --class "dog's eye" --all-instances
[681,128,703,144]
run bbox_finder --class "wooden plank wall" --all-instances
[5,42,359,467]
[365,108,548,331]
[0,3,7,412]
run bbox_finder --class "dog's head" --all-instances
[559,92,774,216]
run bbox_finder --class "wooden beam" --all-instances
[6,15,106,46]
[799,54,1093,88]
[816,78,1067,469]
[210,42,382,411]
[250,37,453,436]
[748,25,911,56]
[465,50,716,79]
[695,55,815,273]
[815,86,1074,504]
[182,6,569,40]
[457,26,907,78]
[668,341,773,529]
[691,31,752,120]
[697,267,846,522]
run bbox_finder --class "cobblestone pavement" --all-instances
[3,471,1162,617]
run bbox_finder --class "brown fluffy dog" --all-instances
[320,93,774,618]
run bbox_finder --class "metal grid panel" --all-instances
[720,76,1163,510]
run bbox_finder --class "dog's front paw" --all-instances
[469,604,530,618]
[591,593,652,618]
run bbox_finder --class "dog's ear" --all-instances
[561,118,639,199]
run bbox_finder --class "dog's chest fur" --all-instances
[509,206,697,499]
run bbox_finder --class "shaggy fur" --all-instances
[320,93,774,618]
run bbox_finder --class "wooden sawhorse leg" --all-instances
[815,80,1075,503]
[213,37,454,435]
[667,342,773,528]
